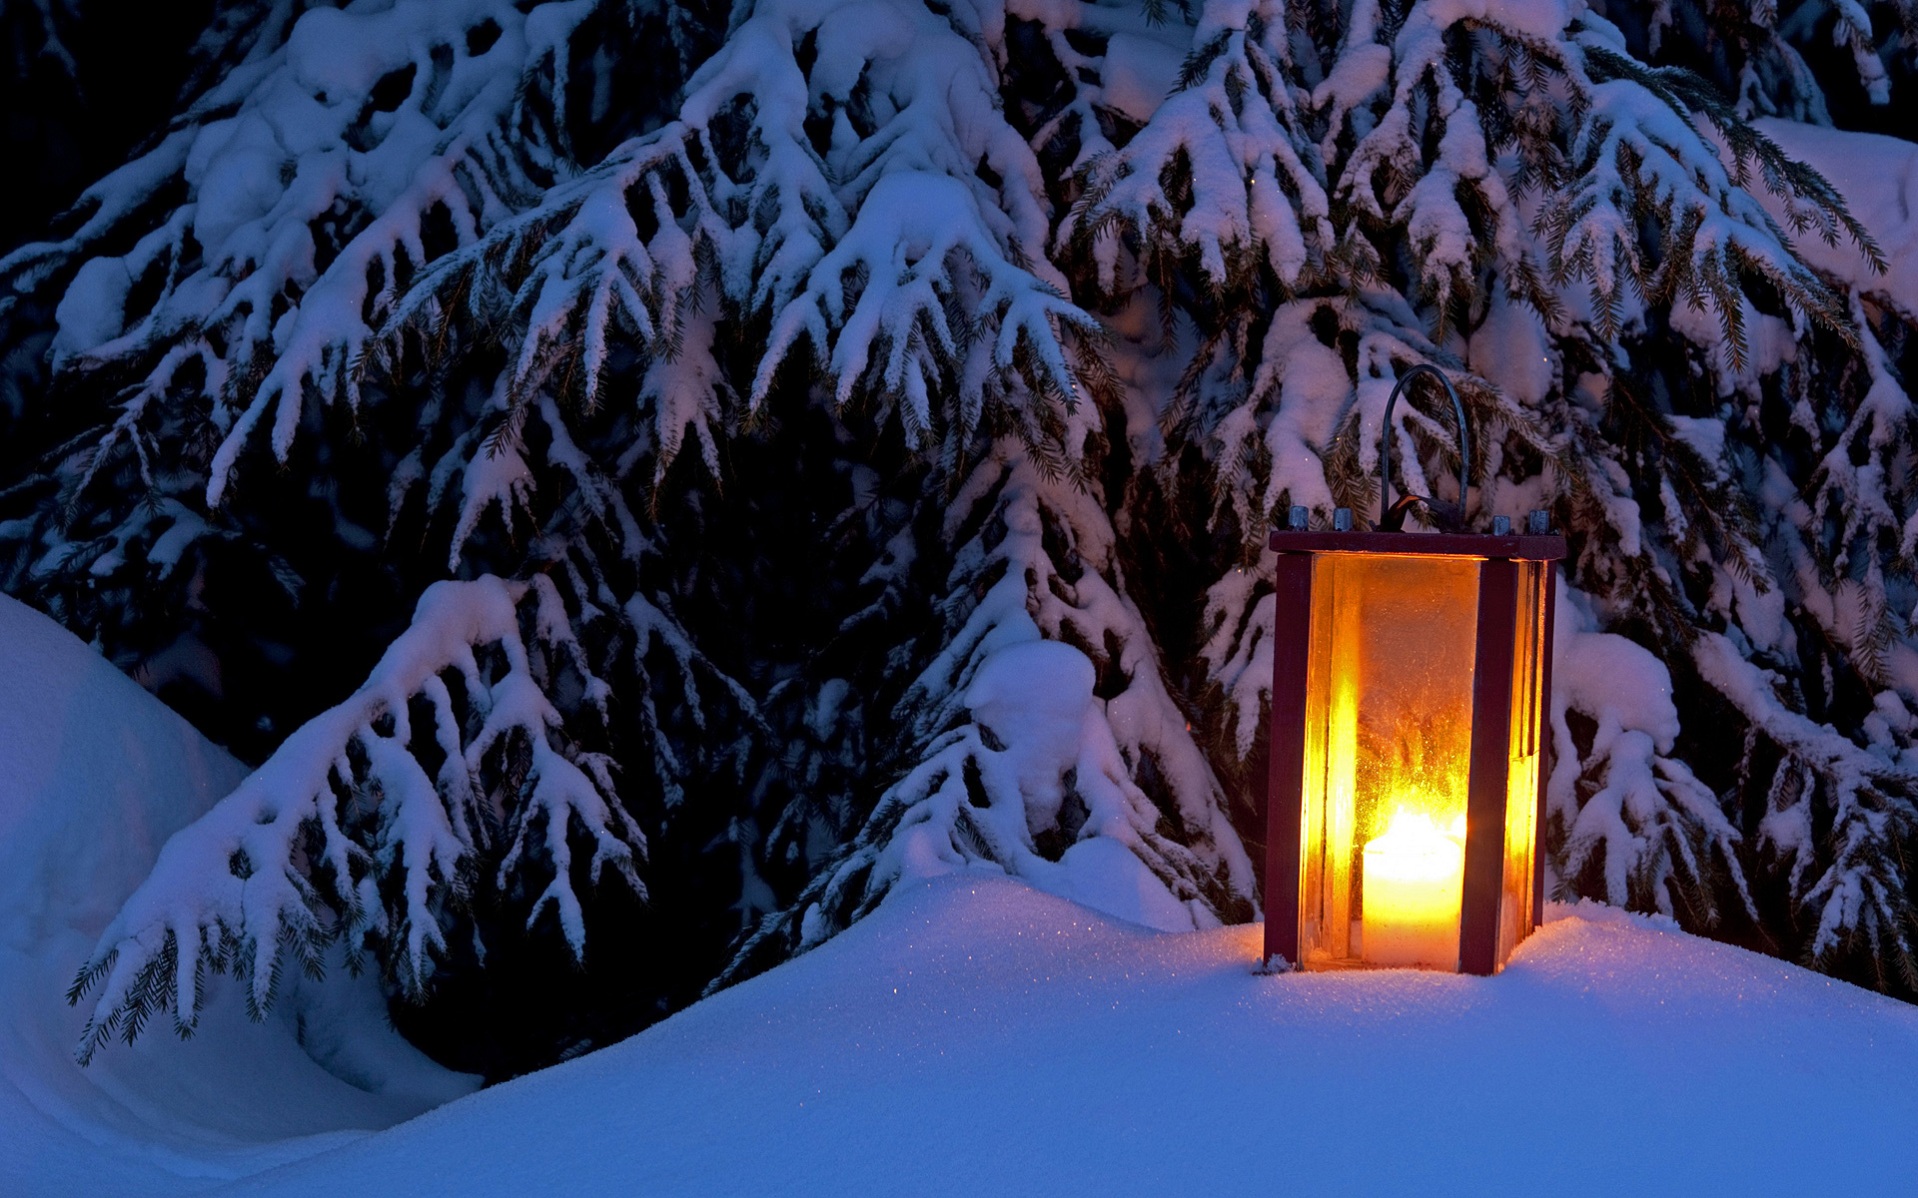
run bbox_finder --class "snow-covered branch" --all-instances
[1693,631,1918,983]
[726,445,1254,981]
[3,0,594,509]
[68,574,643,1061]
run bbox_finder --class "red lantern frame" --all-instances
[1263,528,1566,974]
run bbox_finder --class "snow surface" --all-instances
[0,595,475,1197]
[220,877,1918,1196]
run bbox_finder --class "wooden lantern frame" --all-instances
[1263,527,1566,975]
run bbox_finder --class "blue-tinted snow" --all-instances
[230,877,1918,1196]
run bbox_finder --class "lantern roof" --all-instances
[1268,529,1566,561]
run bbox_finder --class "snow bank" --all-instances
[0,596,474,1197]
[225,877,1918,1196]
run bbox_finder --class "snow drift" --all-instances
[226,876,1918,1196]
[0,594,474,1197]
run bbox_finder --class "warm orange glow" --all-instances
[1299,554,1477,967]
[1279,540,1557,977]
[1497,560,1549,964]
[1360,810,1464,967]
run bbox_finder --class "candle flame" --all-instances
[1366,810,1466,883]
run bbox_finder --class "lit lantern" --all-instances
[1264,367,1564,974]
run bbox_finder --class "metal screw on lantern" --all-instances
[1333,507,1353,531]
[1289,505,1309,531]
[1379,365,1471,531]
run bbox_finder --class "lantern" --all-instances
[1264,367,1564,974]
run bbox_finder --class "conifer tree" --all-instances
[1066,0,1918,985]
[2,0,1915,1071]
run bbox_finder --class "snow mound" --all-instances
[226,877,1918,1196]
[0,595,475,1197]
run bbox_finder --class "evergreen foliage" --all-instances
[2,0,1916,1073]
[1592,0,1917,126]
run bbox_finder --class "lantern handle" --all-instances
[1378,364,1472,531]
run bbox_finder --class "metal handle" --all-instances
[1379,364,1471,525]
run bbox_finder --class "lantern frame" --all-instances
[1263,527,1566,975]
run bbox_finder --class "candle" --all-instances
[1360,811,1464,968]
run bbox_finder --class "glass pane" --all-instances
[1299,554,1480,969]
[1497,561,1549,967]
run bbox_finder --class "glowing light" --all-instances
[1360,810,1465,968]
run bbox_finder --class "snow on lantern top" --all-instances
[1264,367,1564,976]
